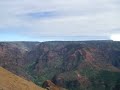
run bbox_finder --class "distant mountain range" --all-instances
[0,41,120,90]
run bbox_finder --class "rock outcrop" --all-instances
[42,80,67,90]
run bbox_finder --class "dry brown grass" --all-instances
[0,67,45,90]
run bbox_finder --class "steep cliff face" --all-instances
[25,41,120,90]
[0,41,120,90]
[27,41,120,74]
[0,42,39,78]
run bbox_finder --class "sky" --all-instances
[0,0,120,41]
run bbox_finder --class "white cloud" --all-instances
[0,0,120,39]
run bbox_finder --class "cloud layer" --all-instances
[0,0,120,40]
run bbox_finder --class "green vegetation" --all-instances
[89,70,120,90]
[15,41,120,90]
[26,59,120,90]
[79,66,120,90]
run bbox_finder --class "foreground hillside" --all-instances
[0,67,45,90]
[0,41,120,90]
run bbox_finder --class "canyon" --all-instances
[0,41,120,90]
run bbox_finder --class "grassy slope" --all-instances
[0,67,45,90]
